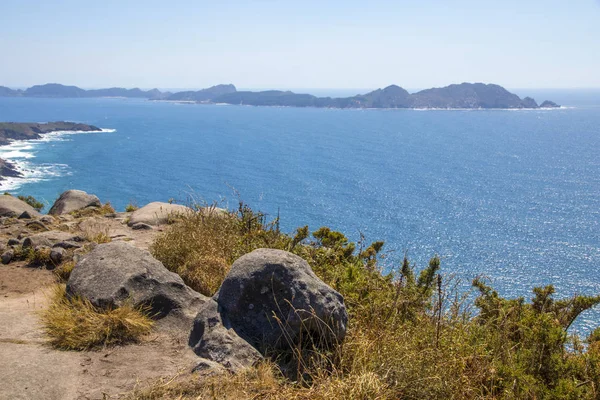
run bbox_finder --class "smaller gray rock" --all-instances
[18,211,33,219]
[189,299,262,372]
[1,250,14,264]
[50,247,66,265]
[48,190,101,215]
[7,238,21,246]
[23,231,76,249]
[52,241,83,250]
[39,215,55,225]
[192,359,227,375]
[130,222,153,230]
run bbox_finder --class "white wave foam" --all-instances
[0,150,35,159]
[0,160,71,191]
[0,127,115,191]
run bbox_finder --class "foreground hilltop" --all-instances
[0,82,560,109]
[1,190,599,399]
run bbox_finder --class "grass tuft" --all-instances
[54,260,76,282]
[125,202,139,212]
[25,246,52,266]
[40,285,153,350]
[71,202,116,218]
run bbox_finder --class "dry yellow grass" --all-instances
[71,202,116,218]
[39,285,153,350]
[81,220,112,244]
[53,260,76,282]
[150,205,270,296]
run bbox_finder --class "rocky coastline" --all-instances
[0,122,102,182]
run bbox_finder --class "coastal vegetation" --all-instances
[145,202,600,399]
[17,195,44,211]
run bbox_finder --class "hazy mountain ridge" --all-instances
[0,82,559,109]
[164,84,237,102]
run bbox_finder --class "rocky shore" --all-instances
[0,122,102,182]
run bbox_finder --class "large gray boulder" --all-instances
[0,195,42,218]
[67,241,207,322]
[48,190,101,215]
[189,299,262,371]
[128,202,190,227]
[215,248,348,353]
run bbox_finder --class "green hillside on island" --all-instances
[0,82,561,109]
[0,191,599,399]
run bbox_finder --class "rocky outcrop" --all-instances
[22,231,76,249]
[0,194,42,218]
[0,158,21,181]
[189,299,263,371]
[540,100,560,108]
[521,96,539,109]
[214,248,348,353]
[67,242,206,322]
[48,190,101,215]
[127,202,190,227]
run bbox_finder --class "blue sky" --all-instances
[1,0,599,89]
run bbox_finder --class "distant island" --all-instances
[0,82,560,109]
[0,122,101,181]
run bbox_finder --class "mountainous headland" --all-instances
[0,122,101,181]
[0,82,561,109]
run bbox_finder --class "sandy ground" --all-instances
[0,215,199,400]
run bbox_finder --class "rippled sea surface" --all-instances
[1,95,599,331]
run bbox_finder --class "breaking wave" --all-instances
[0,128,116,191]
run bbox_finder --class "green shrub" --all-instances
[17,195,44,211]
[125,202,139,212]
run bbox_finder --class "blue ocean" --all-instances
[0,91,599,331]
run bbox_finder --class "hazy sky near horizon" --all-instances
[1,0,599,90]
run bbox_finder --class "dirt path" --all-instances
[0,216,199,400]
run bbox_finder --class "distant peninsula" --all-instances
[0,82,560,109]
[0,122,101,181]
